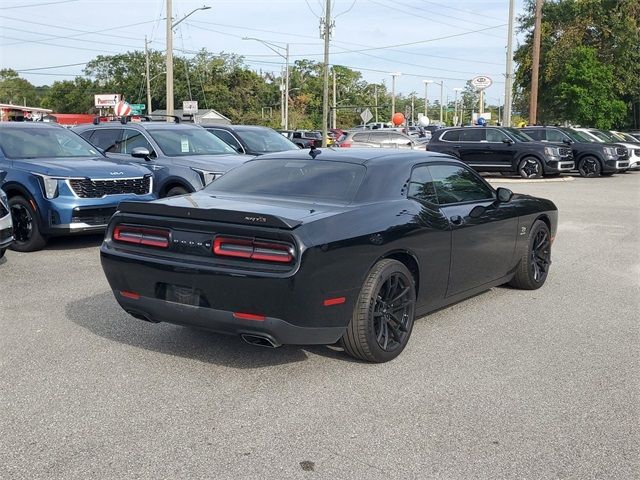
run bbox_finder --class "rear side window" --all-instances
[408,166,438,204]
[88,129,123,153]
[459,129,485,142]
[441,130,460,141]
[486,129,509,142]
[352,133,369,142]
[522,129,545,141]
[428,164,494,204]
[206,159,366,203]
[547,129,569,143]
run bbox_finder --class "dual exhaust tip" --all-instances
[241,333,280,349]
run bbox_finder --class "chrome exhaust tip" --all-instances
[241,334,279,348]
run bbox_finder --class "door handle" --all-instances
[449,215,464,226]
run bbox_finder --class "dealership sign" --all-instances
[94,94,121,108]
[470,76,493,91]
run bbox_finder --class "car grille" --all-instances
[71,207,117,226]
[634,149,640,157]
[68,176,151,198]
[558,147,571,156]
[615,147,628,158]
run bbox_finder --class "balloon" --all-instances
[392,112,405,126]
[418,116,430,126]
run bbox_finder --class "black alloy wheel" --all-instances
[342,259,416,362]
[509,219,551,290]
[8,195,47,252]
[578,156,602,177]
[517,157,543,179]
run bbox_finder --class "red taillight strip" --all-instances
[213,236,294,263]
[113,225,170,248]
[233,312,266,321]
[120,290,141,300]
[323,297,346,306]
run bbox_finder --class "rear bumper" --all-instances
[114,291,345,346]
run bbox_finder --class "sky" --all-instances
[0,0,526,106]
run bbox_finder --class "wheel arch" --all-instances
[378,250,420,297]
[158,178,195,198]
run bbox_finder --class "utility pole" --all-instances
[503,0,515,126]
[423,80,431,117]
[166,0,173,117]
[321,0,332,147]
[145,37,152,115]
[391,72,401,119]
[529,0,543,125]
[279,81,285,128]
[284,43,289,130]
[410,92,415,124]
[374,84,378,122]
[332,69,337,129]
[439,81,444,124]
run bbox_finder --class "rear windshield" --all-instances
[205,159,366,203]
[148,127,237,156]
[0,127,101,159]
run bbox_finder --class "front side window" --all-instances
[408,166,438,204]
[486,129,509,143]
[148,128,237,156]
[428,164,494,204]
[236,129,298,153]
[121,129,154,155]
[547,129,569,143]
[209,129,242,151]
[0,127,101,159]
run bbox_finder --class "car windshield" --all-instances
[205,159,366,203]
[148,127,237,156]
[590,130,618,143]
[236,129,299,153]
[567,129,597,142]
[504,128,533,142]
[612,132,639,143]
[0,127,101,159]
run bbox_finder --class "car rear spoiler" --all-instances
[117,201,303,229]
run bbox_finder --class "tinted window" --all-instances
[504,128,533,142]
[236,129,299,153]
[546,129,569,143]
[205,159,365,203]
[352,133,369,142]
[486,129,509,142]
[121,129,154,155]
[408,166,438,204]
[441,130,460,141]
[209,129,242,150]
[0,127,101,159]
[429,164,494,204]
[148,128,237,156]
[522,129,544,141]
[459,129,485,142]
[88,129,122,153]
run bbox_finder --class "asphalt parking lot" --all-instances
[1,173,638,479]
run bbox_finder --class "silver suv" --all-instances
[338,130,417,149]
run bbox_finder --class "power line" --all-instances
[0,0,79,9]
[417,0,499,21]
[16,61,89,71]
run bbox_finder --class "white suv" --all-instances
[574,128,639,170]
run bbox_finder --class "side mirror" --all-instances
[131,147,152,161]
[563,138,573,145]
[496,187,513,203]
[502,138,514,145]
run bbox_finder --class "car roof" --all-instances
[257,147,453,165]
[74,121,203,131]
[0,122,65,129]
[201,124,273,132]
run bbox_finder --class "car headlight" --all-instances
[603,147,616,156]
[32,173,60,199]
[544,146,560,157]
[191,168,223,186]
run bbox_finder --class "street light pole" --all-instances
[439,81,444,124]
[166,3,211,118]
[145,36,152,115]
[243,38,290,130]
[390,72,401,119]
[422,79,432,117]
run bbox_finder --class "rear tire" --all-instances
[509,220,551,290]
[517,157,543,179]
[341,259,416,363]
[0,248,5,259]
[9,196,47,252]
[577,156,602,177]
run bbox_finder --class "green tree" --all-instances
[40,77,98,113]
[0,69,39,105]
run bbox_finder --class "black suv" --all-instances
[202,125,299,155]
[521,126,630,177]
[427,126,575,178]
[74,119,251,197]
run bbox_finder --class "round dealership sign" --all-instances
[470,76,493,91]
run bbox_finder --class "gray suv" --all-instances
[338,129,417,149]
[74,120,252,197]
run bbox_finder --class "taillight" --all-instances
[340,139,352,148]
[213,236,294,263]
[113,225,170,248]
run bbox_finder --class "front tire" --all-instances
[341,259,416,363]
[517,157,543,179]
[509,220,551,290]
[577,156,602,177]
[9,196,47,252]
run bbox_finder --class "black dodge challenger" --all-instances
[101,149,557,362]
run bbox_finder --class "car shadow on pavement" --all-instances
[66,291,358,368]
[44,234,104,251]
